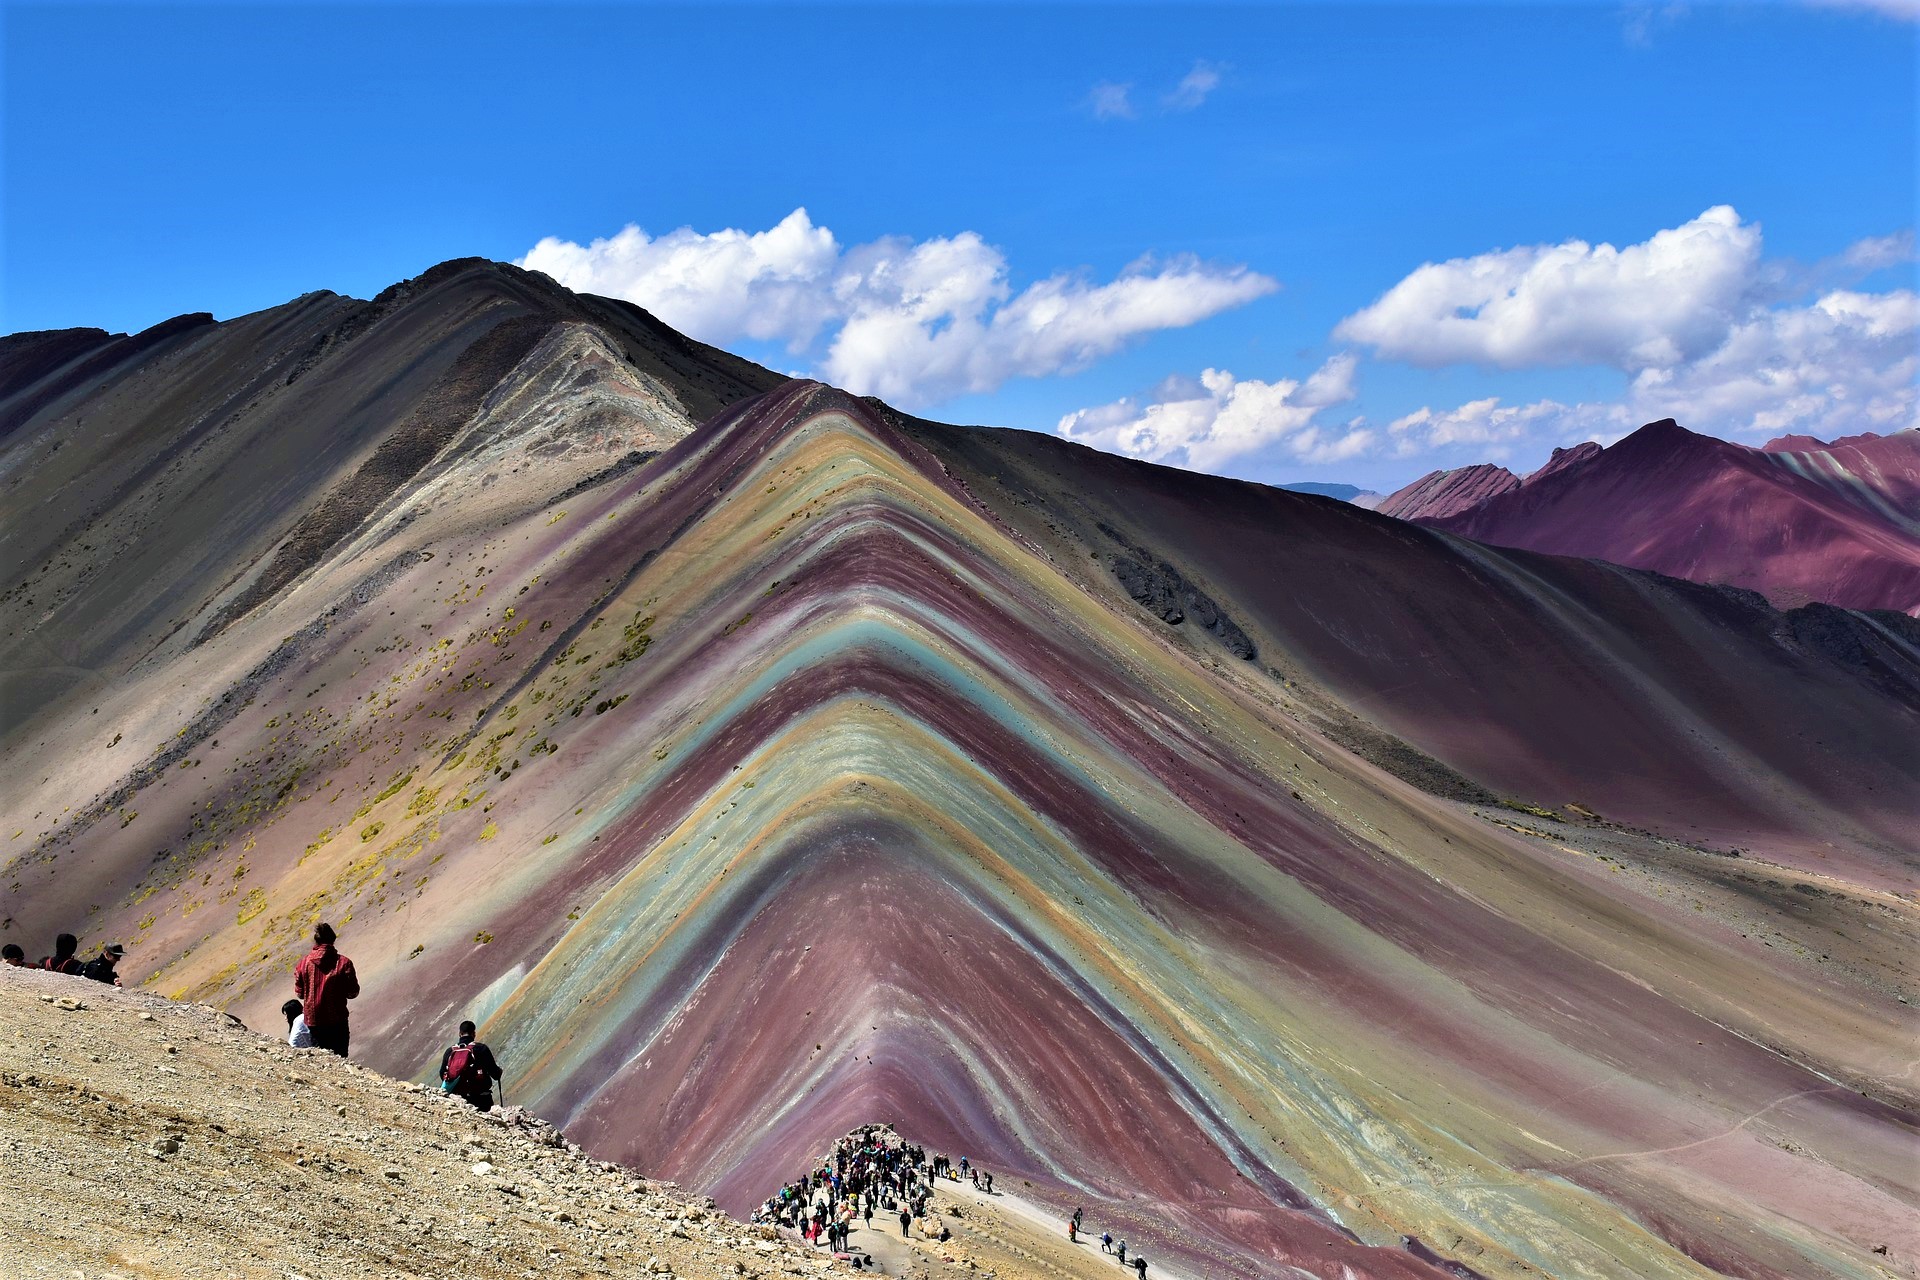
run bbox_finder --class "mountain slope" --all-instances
[4,264,1917,1280]
[1395,421,1920,614]
[1375,463,1519,520]
[0,258,782,728]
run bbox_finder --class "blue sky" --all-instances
[6,1,1915,491]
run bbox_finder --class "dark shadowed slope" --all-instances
[0,259,781,726]
[1394,420,1920,614]
[4,266,1917,1280]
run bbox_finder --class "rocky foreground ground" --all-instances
[0,966,1160,1280]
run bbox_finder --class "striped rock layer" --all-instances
[4,265,1916,1280]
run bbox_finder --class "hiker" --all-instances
[1133,1256,1147,1279]
[899,1208,912,1237]
[1073,1207,1084,1230]
[292,923,358,1057]
[1101,1232,1114,1254]
[438,1019,504,1111]
[281,998,312,1047]
[1116,1240,1128,1265]
[1068,1220,1079,1243]
[2,944,25,966]
[40,933,83,975]
[81,942,125,985]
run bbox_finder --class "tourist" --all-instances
[282,998,313,1048]
[292,922,358,1057]
[81,942,124,985]
[2,943,25,966]
[40,933,83,975]
[439,1019,504,1111]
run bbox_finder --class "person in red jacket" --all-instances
[293,922,359,1057]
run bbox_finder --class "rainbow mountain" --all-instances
[3,260,1916,1280]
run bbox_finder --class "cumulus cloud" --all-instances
[1164,61,1225,110]
[1631,288,1919,438]
[1056,354,1364,471]
[1386,286,1918,456]
[1088,82,1136,120]
[521,209,841,350]
[520,209,1276,408]
[1335,206,1764,370]
[1342,211,1917,462]
[1388,398,1630,458]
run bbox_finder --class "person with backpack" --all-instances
[292,923,358,1057]
[1132,1256,1147,1279]
[2,943,25,966]
[40,933,83,975]
[438,1019,502,1111]
[81,942,125,985]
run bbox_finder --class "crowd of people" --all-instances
[752,1125,1150,1277]
[5,933,126,984]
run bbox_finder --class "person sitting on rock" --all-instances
[2,944,25,966]
[293,922,358,1057]
[438,1019,502,1111]
[81,941,125,985]
[39,933,83,976]
[282,998,313,1048]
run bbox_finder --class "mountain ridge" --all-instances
[1379,419,1920,614]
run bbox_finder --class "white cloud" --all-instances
[1631,288,1919,439]
[1622,3,1689,48]
[1340,211,1917,465]
[1388,398,1630,458]
[1840,230,1917,273]
[1385,286,1917,457]
[1164,61,1224,111]
[1804,0,1920,18]
[1335,206,1764,370]
[1056,354,1363,471]
[521,209,842,350]
[520,210,1276,408]
[1089,82,1136,120]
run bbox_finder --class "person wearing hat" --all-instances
[82,942,125,986]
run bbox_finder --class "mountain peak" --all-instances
[1375,462,1520,520]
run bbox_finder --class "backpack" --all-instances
[441,1043,486,1094]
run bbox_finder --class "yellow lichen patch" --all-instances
[236,888,268,925]
[479,821,499,842]
[360,822,386,842]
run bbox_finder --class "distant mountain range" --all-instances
[1280,480,1385,508]
[1378,421,1920,615]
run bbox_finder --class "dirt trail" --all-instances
[0,967,840,1280]
[1,966,1168,1280]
